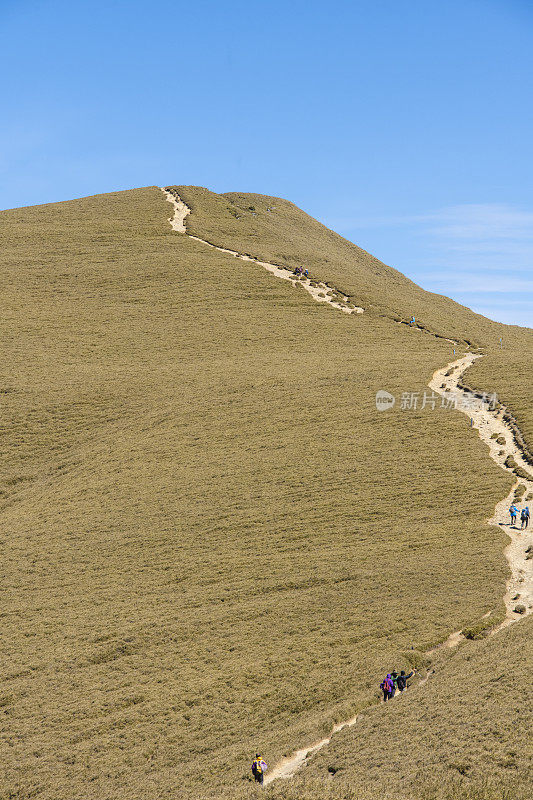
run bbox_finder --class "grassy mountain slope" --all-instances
[252,615,533,800]
[174,185,533,455]
[0,186,527,799]
[466,351,533,464]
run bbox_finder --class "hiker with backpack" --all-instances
[380,674,395,702]
[396,669,415,692]
[521,506,530,529]
[251,754,267,784]
[509,504,518,526]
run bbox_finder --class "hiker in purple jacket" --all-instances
[380,674,394,702]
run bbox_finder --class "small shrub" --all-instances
[449,761,471,775]
[462,612,500,639]
[514,484,526,501]
[400,650,430,671]
[504,455,531,480]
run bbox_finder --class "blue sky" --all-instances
[1,0,532,327]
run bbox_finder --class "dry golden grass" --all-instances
[466,349,533,463]
[174,185,533,454]
[247,615,532,800]
[0,186,528,799]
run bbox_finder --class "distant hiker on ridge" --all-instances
[251,754,267,784]
[509,504,518,526]
[521,506,530,530]
[409,316,416,326]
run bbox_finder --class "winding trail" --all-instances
[430,354,533,630]
[161,188,364,315]
[161,187,533,784]
[263,716,358,785]
[262,356,533,783]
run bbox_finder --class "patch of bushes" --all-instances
[514,484,527,502]
[462,613,500,640]
[504,455,531,480]
[400,650,430,671]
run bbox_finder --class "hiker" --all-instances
[409,316,416,326]
[509,504,518,526]
[380,674,394,702]
[390,670,399,693]
[396,669,414,692]
[251,754,267,784]
[303,268,309,278]
[293,266,301,276]
[521,506,530,529]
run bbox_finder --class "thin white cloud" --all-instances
[328,202,533,327]
[422,204,533,241]
[329,203,533,238]
[422,274,533,293]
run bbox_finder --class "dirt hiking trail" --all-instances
[161,188,533,785]
[263,716,358,785]
[261,356,533,783]
[161,188,364,315]
[430,353,533,631]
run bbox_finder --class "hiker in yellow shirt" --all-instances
[251,754,267,784]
